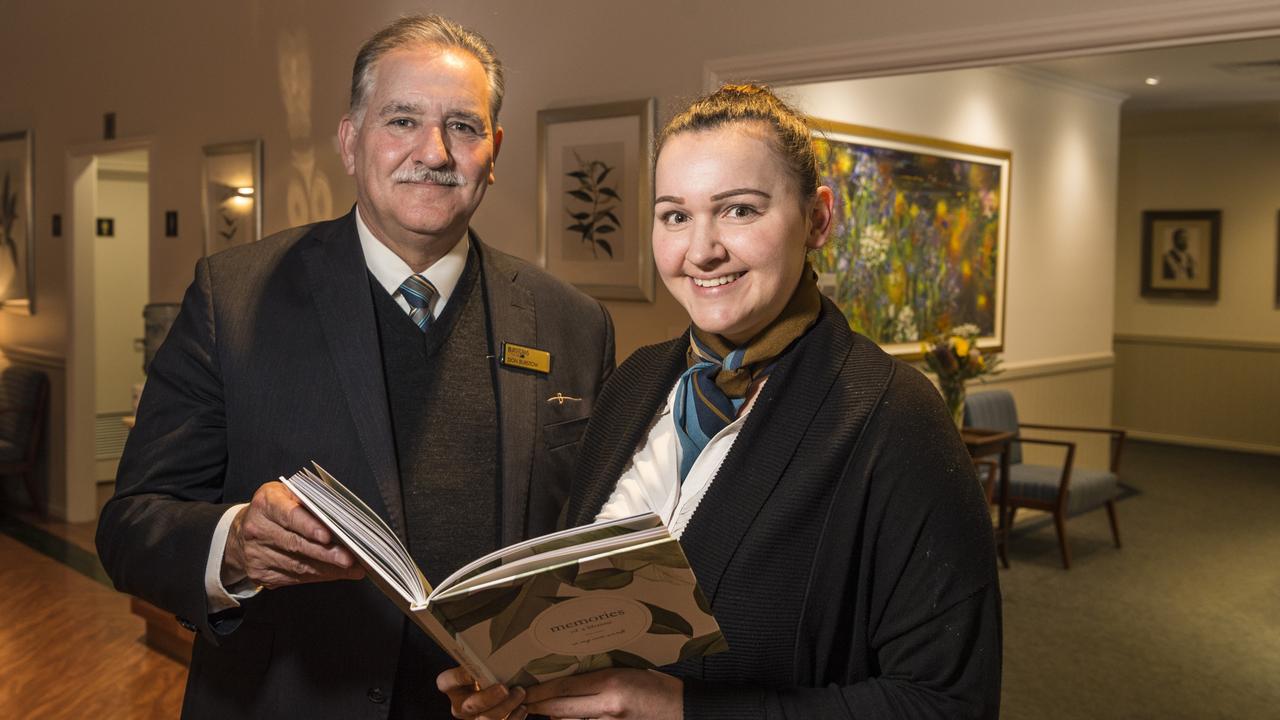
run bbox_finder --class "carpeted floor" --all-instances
[999,440,1280,719]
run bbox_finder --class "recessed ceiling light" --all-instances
[1145,76,1160,86]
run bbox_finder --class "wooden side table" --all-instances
[960,427,1015,569]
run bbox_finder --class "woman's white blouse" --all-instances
[594,378,752,538]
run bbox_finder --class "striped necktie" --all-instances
[398,274,438,332]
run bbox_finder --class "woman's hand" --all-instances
[523,669,682,720]
[437,667,528,720]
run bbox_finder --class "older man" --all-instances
[96,15,614,719]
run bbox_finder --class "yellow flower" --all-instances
[976,293,989,311]
[961,259,972,281]
[936,199,948,218]
[836,151,853,176]
[954,337,971,357]
[894,192,906,217]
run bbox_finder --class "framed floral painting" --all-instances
[809,119,1010,357]
[0,129,34,313]
[537,99,655,301]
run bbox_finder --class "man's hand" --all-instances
[437,667,527,720]
[523,668,682,720]
[221,481,365,589]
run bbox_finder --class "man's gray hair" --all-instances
[349,14,505,128]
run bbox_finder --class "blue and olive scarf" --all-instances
[672,268,821,482]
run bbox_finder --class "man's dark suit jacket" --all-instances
[96,210,615,718]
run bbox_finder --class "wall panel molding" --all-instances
[1,344,67,369]
[1113,335,1280,454]
[1115,333,1280,353]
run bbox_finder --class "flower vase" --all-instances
[940,380,966,429]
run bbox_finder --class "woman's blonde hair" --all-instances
[657,84,819,200]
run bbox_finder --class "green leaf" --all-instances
[577,653,613,673]
[597,239,614,258]
[488,573,566,652]
[607,649,655,669]
[434,583,523,633]
[604,211,622,226]
[642,601,693,636]
[573,567,634,590]
[693,586,713,616]
[550,563,579,586]
[596,166,613,184]
[566,223,591,233]
[570,211,591,220]
[599,187,621,200]
[595,225,616,234]
[678,631,729,662]
[566,170,590,180]
[525,653,579,675]
[509,669,540,688]
[567,189,593,202]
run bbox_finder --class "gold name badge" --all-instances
[501,342,552,374]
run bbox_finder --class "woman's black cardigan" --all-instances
[565,299,1002,719]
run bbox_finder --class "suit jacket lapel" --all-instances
[679,301,857,603]
[301,211,405,542]
[477,239,540,546]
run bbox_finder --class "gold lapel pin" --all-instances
[546,393,582,405]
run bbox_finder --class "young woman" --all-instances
[441,85,1002,720]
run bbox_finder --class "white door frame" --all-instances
[705,1,1280,88]
[64,137,152,522]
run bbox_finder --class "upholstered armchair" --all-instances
[0,365,50,515]
[964,389,1125,569]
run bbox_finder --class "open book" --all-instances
[281,463,726,688]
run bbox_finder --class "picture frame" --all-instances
[1275,210,1279,309]
[0,129,35,314]
[537,99,655,301]
[1140,209,1220,300]
[202,139,263,256]
[808,119,1011,357]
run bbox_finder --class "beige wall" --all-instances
[1115,124,1280,340]
[1114,119,1280,451]
[784,68,1122,462]
[94,168,149,414]
[1,0,1277,517]
[785,68,1123,368]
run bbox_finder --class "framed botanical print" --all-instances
[537,99,655,301]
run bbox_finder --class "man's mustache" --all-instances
[391,167,466,186]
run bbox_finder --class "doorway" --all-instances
[65,140,150,522]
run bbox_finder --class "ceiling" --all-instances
[1023,36,1280,110]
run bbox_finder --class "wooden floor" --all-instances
[0,514,186,719]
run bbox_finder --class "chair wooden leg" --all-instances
[1106,499,1122,549]
[1054,511,1072,570]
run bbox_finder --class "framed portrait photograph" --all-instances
[0,129,35,314]
[808,119,1011,357]
[537,99,655,301]
[1140,209,1220,300]
[202,139,263,256]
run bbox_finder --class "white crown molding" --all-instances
[705,0,1280,89]
[991,66,1129,105]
